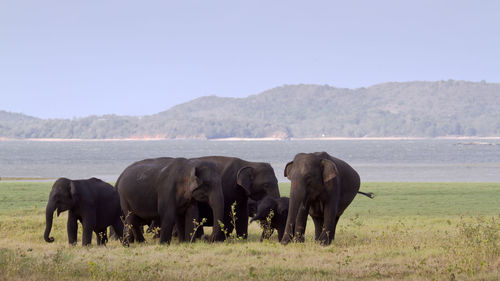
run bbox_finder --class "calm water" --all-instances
[1,139,499,182]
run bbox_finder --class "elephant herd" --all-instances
[44,152,373,247]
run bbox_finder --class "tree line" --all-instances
[1,80,499,139]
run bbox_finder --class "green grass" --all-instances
[0,181,52,212]
[1,182,499,280]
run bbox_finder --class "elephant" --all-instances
[249,197,290,241]
[44,177,124,246]
[191,156,281,239]
[281,152,373,246]
[247,198,259,218]
[116,157,225,244]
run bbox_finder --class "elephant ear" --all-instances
[187,167,203,196]
[236,166,254,196]
[320,159,339,184]
[267,199,279,218]
[69,181,80,203]
[284,161,293,180]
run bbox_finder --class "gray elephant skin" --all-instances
[192,156,281,239]
[247,198,259,218]
[44,177,124,246]
[250,197,289,241]
[116,157,225,244]
[282,152,372,246]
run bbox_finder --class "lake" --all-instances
[0,139,499,182]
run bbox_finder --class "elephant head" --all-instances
[236,163,280,201]
[281,153,339,244]
[44,177,78,243]
[188,160,225,241]
[249,197,280,224]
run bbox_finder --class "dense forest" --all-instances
[1,80,499,139]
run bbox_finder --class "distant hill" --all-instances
[1,80,499,139]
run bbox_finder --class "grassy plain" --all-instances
[0,181,499,281]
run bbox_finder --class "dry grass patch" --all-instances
[0,182,499,280]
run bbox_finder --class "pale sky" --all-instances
[1,0,499,119]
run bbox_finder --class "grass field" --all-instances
[0,181,499,280]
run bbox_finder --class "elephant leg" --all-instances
[104,231,109,244]
[318,202,339,246]
[176,216,186,242]
[67,211,78,245]
[82,213,96,246]
[259,223,274,242]
[158,203,176,244]
[95,229,107,246]
[151,220,160,239]
[277,226,285,242]
[196,203,213,236]
[276,216,286,241]
[132,225,146,243]
[122,210,133,243]
[194,224,204,240]
[312,216,324,241]
[159,217,175,244]
[234,201,248,239]
[332,215,340,241]
[66,211,78,245]
[294,204,309,243]
[96,231,101,246]
[266,228,275,240]
[100,230,108,245]
[260,229,265,242]
[126,213,146,243]
[111,219,124,240]
[184,204,199,242]
[222,203,234,236]
[82,225,94,246]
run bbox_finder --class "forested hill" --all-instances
[1,80,499,139]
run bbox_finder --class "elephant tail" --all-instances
[357,191,375,199]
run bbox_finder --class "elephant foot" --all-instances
[280,234,292,245]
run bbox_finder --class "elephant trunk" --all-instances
[208,190,225,242]
[44,199,56,243]
[281,182,306,245]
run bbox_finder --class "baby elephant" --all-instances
[249,197,289,241]
[44,177,124,246]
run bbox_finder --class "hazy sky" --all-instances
[1,0,499,119]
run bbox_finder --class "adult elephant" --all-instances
[193,156,281,239]
[281,152,372,246]
[44,177,123,246]
[116,157,225,244]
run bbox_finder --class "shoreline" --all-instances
[1,136,500,142]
